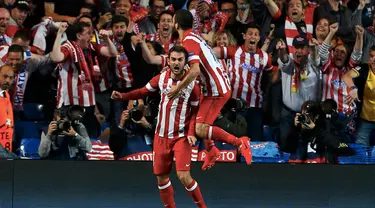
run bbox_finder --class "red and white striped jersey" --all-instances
[93,56,113,92]
[122,70,200,139]
[183,29,230,97]
[113,40,133,89]
[321,54,357,114]
[219,46,273,108]
[219,59,232,79]
[56,43,102,108]
[87,141,114,160]
[146,32,176,53]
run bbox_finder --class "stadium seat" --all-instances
[23,103,45,121]
[119,135,153,160]
[263,125,273,141]
[338,144,374,164]
[18,138,41,159]
[14,121,48,139]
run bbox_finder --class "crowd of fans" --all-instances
[0,0,374,162]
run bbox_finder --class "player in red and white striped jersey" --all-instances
[112,46,206,208]
[50,22,118,108]
[212,24,273,141]
[170,10,252,170]
[319,23,364,115]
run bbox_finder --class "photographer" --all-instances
[288,100,355,163]
[213,98,248,138]
[109,99,155,159]
[38,106,92,160]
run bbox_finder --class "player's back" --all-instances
[182,29,230,97]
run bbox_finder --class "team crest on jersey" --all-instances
[241,63,261,73]
[332,79,346,87]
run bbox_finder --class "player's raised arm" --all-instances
[111,74,161,101]
[136,33,164,65]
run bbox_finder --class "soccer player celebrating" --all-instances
[111,46,206,208]
[169,9,252,170]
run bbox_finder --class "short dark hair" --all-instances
[168,46,188,63]
[218,0,237,11]
[77,15,92,23]
[13,29,30,42]
[145,40,165,55]
[246,23,261,33]
[286,0,304,9]
[174,9,193,30]
[66,22,91,41]
[159,10,174,21]
[111,15,129,27]
[149,0,166,7]
[370,45,375,52]
[8,44,24,56]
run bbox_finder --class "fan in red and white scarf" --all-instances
[50,22,118,108]
[144,10,177,53]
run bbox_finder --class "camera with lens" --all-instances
[224,98,248,112]
[55,105,85,134]
[297,114,310,124]
[128,100,144,122]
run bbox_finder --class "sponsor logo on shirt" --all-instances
[241,63,261,73]
[332,79,346,87]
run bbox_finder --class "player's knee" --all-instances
[176,171,192,186]
[195,123,208,139]
[156,174,170,184]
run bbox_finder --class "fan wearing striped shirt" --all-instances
[112,46,206,208]
[212,24,273,142]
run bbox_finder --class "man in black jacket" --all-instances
[287,100,355,163]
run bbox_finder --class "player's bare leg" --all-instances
[157,174,175,208]
[177,171,206,208]
[196,123,252,170]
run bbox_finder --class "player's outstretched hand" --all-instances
[111,91,123,100]
[167,85,179,99]
[187,136,197,146]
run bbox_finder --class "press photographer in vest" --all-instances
[38,106,92,160]
[0,65,15,152]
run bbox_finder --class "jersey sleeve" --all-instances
[60,44,71,63]
[189,82,201,107]
[219,46,237,59]
[120,74,161,100]
[183,39,201,65]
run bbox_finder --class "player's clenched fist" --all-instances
[111,91,123,100]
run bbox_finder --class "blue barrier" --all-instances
[338,144,375,164]
[240,141,290,163]
[18,138,41,159]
